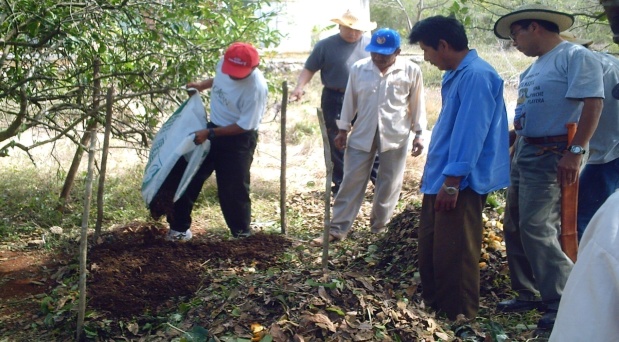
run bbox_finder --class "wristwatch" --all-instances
[442,183,459,195]
[567,145,586,155]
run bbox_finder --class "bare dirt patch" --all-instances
[0,249,65,332]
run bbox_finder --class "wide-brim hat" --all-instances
[560,31,593,47]
[494,4,574,40]
[331,9,377,32]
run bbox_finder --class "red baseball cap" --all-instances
[221,42,260,78]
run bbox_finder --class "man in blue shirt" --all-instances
[408,16,511,320]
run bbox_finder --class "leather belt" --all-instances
[523,135,568,144]
[325,86,346,93]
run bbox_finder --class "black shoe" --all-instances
[497,299,544,313]
[537,310,557,330]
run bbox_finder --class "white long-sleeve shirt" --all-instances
[336,56,427,153]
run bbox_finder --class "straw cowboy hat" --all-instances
[560,31,594,47]
[494,4,574,39]
[331,9,377,32]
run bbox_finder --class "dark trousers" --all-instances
[577,157,619,240]
[321,87,378,192]
[169,123,257,237]
[418,188,487,320]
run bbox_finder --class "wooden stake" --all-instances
[76,129,96,341]
[316,109,333,269]
[280,81,288,234]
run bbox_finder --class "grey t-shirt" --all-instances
[515,41,604,137]
[589,51,619,164]
[304,33,371,90]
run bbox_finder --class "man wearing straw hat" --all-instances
[560,31,619,241]
[290,9,387,195]
[493,4,604,330]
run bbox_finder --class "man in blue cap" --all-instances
[312,28,427,246]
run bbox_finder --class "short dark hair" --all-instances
[512,19,560,34]
[408,15,468,51]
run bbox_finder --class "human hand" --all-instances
[186,82,202,94]
[334,131,347,150]
[289,88,305,102]
[193,129,209,145]
[186,87,198,96]
[411,137,424,156]
[557,153,582,186]
[434,187,458,211]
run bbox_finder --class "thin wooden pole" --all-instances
[280,81,288,234]
[316,109,333,270]
[76,129,96,341]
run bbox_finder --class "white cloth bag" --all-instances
[141,93,210,206]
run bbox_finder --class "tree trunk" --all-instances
[58,58,101,213]
[95,87,114,240]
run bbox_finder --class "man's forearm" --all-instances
[571,98,603,147]
[294,69,315,92]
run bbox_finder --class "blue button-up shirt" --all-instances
[420,50,511,195]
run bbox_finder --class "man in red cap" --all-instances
[163,42,268,240]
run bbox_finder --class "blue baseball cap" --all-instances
[365,28,401,55]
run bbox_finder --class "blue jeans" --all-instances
[503,139,573,308]
[577,157,619,240]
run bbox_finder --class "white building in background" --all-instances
[261,0,371,53]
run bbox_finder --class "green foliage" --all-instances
[0,0,282,157]
[0,165,64,238]
[370,0,614,48]
[0,161,151,240]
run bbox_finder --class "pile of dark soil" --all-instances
[88,223,292,318]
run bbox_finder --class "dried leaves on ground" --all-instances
[0,190,547,341]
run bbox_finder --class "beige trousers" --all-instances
[329,133,408,239]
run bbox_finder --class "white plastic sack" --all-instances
[141,93,210,206]
[174,140,209,202]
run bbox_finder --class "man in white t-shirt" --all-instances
[164,42,268,240]
[493,4,604,331]
[549,190,619,341]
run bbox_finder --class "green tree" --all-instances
[0,0,280,156]
[370,0,613,47]
[1,0,281,206]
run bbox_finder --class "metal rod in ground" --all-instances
[280,81,288,234]
[77,129,97,341]
[316,108,333,269]
[95,87,115,240]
